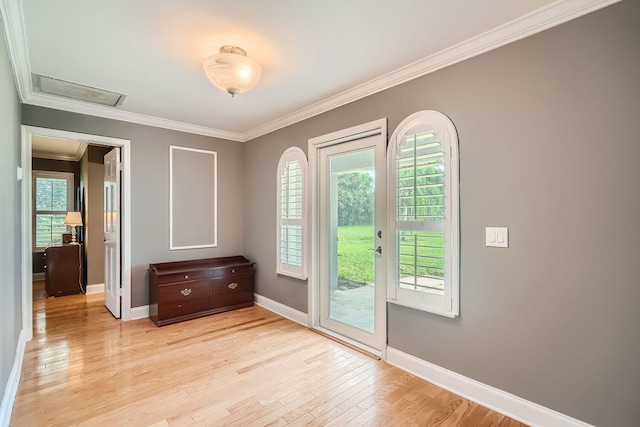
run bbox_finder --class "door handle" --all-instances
[368,246,382,254]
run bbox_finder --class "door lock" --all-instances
[369,246,382,254]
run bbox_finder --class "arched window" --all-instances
[276,147,308,280]
[387,111,460,317]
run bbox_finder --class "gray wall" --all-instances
[0,26,22,410]
[243,2,640,426]
[80,145,112,286]
[22,106,245,307]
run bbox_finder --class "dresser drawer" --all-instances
[210,276,253,309]
[157,269,209,285]
[158,279,209,320]
[210,264,253,279]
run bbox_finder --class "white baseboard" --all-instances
[386,347,593,427]
[254,293,308,326]
[0,329,27,427]
[85,283,104,294]
[130,305,149,320]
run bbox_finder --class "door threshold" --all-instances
[312,326,381,360]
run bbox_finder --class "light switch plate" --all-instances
[486,227,508,248]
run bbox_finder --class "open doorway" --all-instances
[31,140,112,301]
[20,126,132,341]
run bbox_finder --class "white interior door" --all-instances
[104,148,121,318]
[316,133,386,353]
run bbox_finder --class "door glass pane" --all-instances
[327,148,375,333]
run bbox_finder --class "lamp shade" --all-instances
[203,46,262,97]
[64,211,83,226]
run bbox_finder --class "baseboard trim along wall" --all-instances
[130,305,149,321]
[85,283,104,294]
[386,347,594,427]
[0,329,27,427]
[254,293,308,326]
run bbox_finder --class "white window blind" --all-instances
[277,147,308,279]
[396,131,446,294]
[387,111,459,317]
[33,171,74,249]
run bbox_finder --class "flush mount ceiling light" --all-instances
[203,46,262,97]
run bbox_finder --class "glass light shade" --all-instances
[203,46,262,97]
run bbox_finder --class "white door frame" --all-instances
[308,118,387,359]
[21,125,132,340]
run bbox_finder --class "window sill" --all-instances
[276,269,308,281]
[387,297,459,318]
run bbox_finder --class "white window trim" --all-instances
[386,110,460,318]
[32,170,74,250]
[276,147,308,280]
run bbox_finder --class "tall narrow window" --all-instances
[277,147,308,280]
[33,171,74,249]
[387,111,459,317]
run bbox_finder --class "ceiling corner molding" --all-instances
[23,92,245,142]
[241,0,622,141]
[0,0,31,102]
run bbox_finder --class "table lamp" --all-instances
[64,211,83,245]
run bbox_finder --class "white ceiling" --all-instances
[31,135,86,161]
[1,0,619,142]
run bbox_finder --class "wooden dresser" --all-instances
[44,244,83,297]
[148,256,255,326]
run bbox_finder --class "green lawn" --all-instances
[337,225,376,284]
[337,225,444,284]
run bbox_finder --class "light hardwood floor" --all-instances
[11,294,527,426]
[32,279,47,301]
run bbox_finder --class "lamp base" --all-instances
[70,226,78,245]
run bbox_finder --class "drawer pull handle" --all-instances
[184,275,189,279]
[231,269,235,273]
[180,288,192,296]
[228,282,238,290]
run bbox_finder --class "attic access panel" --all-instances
[32,74,126,107]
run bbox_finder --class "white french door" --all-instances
[104,147,121,318]
[310,119,386,355]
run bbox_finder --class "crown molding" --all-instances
[2,0,621,143]
[0,0,30,101]
[23,92,245,142]
[240,0,621,141]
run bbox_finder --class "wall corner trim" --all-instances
[130,305,150,321]
[0,329,28,427]
[386,347,594,427]
[254,294,308,326]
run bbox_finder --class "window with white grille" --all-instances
[277,147,308,280]
[387,111,459,317]
[33,171,74,249]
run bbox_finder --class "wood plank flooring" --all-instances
[11,294,527,426]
